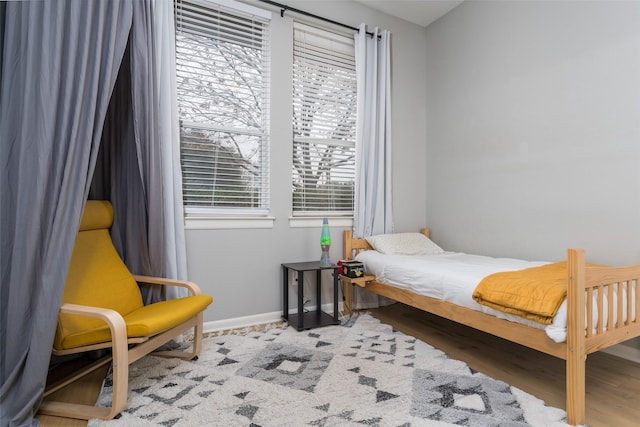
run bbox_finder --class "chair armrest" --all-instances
[59,303,128,356]
[132,275,202,296]
[59,303,128,336]
[57,303,129,414]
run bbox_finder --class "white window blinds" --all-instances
[292,23,356,216]
[175,0,270,214]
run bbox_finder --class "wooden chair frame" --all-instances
[39,276,206,421]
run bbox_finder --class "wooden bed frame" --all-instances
[342,229,640,426]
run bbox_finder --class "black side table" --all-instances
[281,261,340,331]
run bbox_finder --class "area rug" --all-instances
[88,314,572,427]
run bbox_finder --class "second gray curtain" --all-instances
[352,23,393,309]
[91,0,188,303]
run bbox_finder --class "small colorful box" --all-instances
[341,260,364,278]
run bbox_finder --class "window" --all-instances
[292,23,357,217]
[175,0,270,215]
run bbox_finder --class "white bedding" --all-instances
[355,250,573,342]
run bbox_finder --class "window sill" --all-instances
[289,217,353,228]
[184,216,352,229]
[185,216,275,230]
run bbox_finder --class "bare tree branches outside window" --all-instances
[175,0,270,212]
[292,23,356,216]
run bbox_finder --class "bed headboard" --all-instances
[343,228,431,260]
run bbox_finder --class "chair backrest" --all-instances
[54,200,144,350]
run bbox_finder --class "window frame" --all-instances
[174,0,272,221]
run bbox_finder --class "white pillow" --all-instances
[365,233,445,256]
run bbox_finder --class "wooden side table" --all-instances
[282,261,340,331]
[339,274,375,314]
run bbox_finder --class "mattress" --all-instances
[354,250,616,343]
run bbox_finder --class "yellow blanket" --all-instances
[472,262,568,325]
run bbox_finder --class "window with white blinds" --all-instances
[292,23,356,216]
[174,0,270,215]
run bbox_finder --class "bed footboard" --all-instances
[566,249,640,425]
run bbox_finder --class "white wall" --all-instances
[424,0,640,355]
[424,0,640,265]
[186,0,429,325]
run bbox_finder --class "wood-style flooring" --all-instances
[38,303,640,426]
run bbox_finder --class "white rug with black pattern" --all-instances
[89,314,574,427]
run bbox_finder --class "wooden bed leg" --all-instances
[566,349,586,425]
[343,279,353,314]
[566,248,586,426]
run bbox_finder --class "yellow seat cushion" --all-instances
[57,294,213,350]
[54,226,145,350]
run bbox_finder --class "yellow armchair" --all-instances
[38,201,213,420]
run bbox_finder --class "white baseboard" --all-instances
[203,310,283,333]
[203,302,345,333]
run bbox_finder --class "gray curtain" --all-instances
[353,24,394,309]
[91,0,188,303]
[0,1,132,426]
[354,24,393,239]
[0,2,5,82]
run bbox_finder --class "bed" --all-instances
[342,229,640,426]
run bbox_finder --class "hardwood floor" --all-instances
[38,303,640,426]
[38,358,109,427]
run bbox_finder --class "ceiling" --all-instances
[353,0,464,27]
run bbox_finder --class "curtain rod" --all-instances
[256,0,375,37]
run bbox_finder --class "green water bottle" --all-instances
[320,218,331,267]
